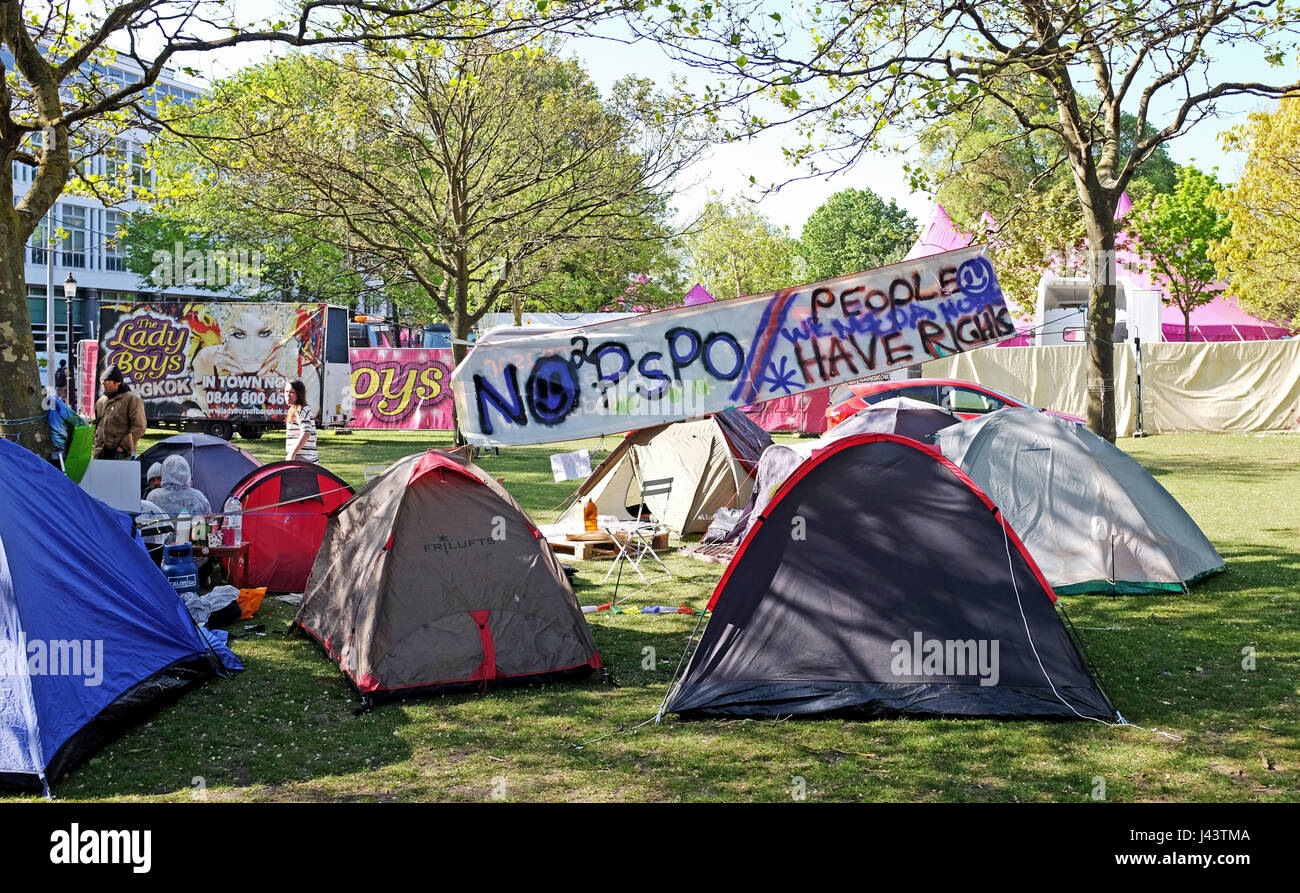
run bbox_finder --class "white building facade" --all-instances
[10,49,208,371]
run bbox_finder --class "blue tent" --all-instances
[0,438,228,793]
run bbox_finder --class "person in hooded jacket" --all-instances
[148,454,213,516]
[149,454,218,587]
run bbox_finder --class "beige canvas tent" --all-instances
[293,450,602,704]
[555,410,771,535]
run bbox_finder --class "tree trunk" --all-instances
[0,6,72,461]
[0,230,53,458]
[1184,308,1191,342]
[451,270,472,446]
[1084,217,1119,442]
[449,310,468,448]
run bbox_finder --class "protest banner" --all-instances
[452,246,1014,446]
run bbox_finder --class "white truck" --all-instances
[89,300,353,440]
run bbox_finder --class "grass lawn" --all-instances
[9,428,1298,802]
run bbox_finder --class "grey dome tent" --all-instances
[139,433,260,508]
[665,433,1116,720]
[937,407,1225,594]
[704,397,962,551]
[820,396,963,445]
[555,410,771,536]
[293,450,601,704]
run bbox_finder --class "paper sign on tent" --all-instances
[550,449,593,482]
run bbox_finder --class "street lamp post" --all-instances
[44,205,55,395]
[64,274,78,408]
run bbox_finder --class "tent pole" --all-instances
[1133,335,1147,438]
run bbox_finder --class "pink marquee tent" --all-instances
[738,389,831,435]
[904,202,1290,343]
[905,204,1036,345]
[682,283,716,306]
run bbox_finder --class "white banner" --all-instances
[453,246,1015,445]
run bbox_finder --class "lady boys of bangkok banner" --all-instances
[98,302,326,422]
[349,348,454,430]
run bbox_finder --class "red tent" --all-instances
[224,461,355,592]
[738,389,831,434]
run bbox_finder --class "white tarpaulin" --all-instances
[453,246,1015,445]
[922,339,1300,435]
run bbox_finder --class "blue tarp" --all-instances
[44,397,83,455]
[0,438,229,791]
[200,628,243,672]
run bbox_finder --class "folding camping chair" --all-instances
[603,477,674,602]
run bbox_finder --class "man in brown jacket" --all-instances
[93,365,147,459]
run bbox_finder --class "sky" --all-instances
[170,2,1294,238]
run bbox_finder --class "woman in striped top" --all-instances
[284,378,318,463]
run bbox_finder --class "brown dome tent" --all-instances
[293,450,602,704]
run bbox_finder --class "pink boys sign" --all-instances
[349,348,454,430]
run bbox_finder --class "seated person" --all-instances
[144,461,163,499]
[148,454,213,516]
[136,497,174,564]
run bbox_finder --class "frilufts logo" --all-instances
[890,632,1000,686]
[49,824,151,874]
[0,634,104,686]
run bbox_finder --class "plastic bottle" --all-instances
[190,514,208,545]
[584,499,598,532]
[175,512,191,545]
[223,497,243,545]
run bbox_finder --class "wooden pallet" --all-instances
[546,531,670,561]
